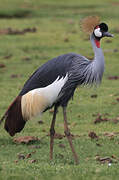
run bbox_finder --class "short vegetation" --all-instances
[0,0,119,179]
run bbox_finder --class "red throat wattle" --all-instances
[95,39,100,48]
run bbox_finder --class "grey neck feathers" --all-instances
[81,34,104,85]
[90,33,105,85]
[74,33,105,86]
[67,34,105,88]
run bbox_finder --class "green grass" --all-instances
[0,0,119,179]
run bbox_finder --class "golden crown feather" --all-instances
[81,16,100,34]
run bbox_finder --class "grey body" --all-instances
[20,33,105,108]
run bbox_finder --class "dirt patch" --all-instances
[64,37,69,42]
[0,27,37,35]
[25,153,32,159]
[111,2,119,6]
[47,133,80,139]
[38,120,44,124]
[103,132,115,138]
[90,94,98,98]
[22,57,31,61]
[95,156,112,164]
[17,153,25,160]
[10,74,23,78]
[47,133,65,139]
[94,114,109,124]
[3,54,12,59]
[14,136,39,144]
[88,131,99,140]
[112,117,119,124]
[103,132,119,137]
[116,98,119,102]
[59,143,66,148]
[0,63,6,68]
[95,155,118,164]
[17,151,37,163]
[108,76,119,80]
[93,113,119,124]
[29,159,37,163]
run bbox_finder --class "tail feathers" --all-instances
[3,96,26,136]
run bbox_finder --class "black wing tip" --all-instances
[0,113,7,125]
[3,96,26,136]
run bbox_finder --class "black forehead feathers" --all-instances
[98,23,108,32]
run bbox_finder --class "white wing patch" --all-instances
[21,74,68,120]
[40,74,68,105]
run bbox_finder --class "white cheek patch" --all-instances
[94,28,102,37]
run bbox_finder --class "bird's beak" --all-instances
[103,32,114,37]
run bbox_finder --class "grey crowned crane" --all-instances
[1,17,113,164]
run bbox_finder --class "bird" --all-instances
[0,16,113,164]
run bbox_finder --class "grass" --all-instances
[0,0,119,179]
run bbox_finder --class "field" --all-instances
[0,0,119,179]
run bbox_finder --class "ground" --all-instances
[0,0,119,179]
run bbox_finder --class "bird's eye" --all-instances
[94,28,102,37]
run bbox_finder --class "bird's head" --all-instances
[93,23,113,40]
[81,16,113,48]
[93,23,113,48]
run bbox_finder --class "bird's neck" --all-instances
[88,34,105,85]
[90,33,105,66]
[90,33,102,53]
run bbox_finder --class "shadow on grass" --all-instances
[0,9,32,19]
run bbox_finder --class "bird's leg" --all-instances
[63,106,79,164]
[49,105,58,160]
